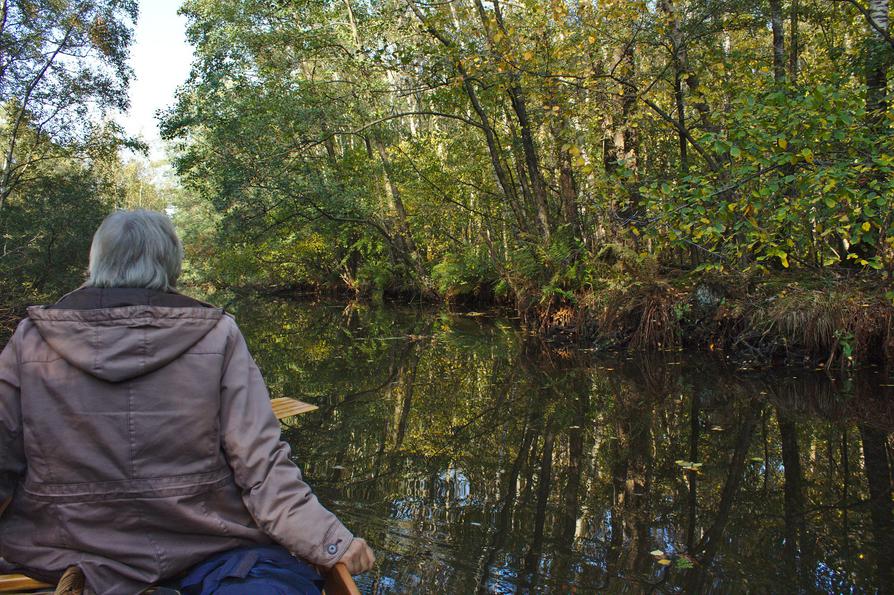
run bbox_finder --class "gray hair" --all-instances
[86,210,183,291]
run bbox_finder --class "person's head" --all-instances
[86,209,183,292]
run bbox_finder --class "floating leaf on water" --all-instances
[658,559,672,566]
[750,457,763,463]
[650,550,665,557]
[710,425,724,431]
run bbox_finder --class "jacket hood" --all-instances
[26,304,224,383]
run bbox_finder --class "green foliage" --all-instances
[0,0,140,311]
[164,0,894,306]
[0,0,139,202]
[641,83,894,272]
[0,149,154,308]
[0,168,108,302]
[431,245,497,298]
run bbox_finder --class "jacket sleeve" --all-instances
[0,324,26,506]
[218,316,354,567]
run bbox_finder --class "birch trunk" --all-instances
[867,0,890,119]
[770,0,786,82]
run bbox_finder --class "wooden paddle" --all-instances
[0,397,362,595]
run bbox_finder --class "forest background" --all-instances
[2,0,894,366]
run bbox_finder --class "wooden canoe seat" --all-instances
[270,396,319,418]
[0,398,361,595]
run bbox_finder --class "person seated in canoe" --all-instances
[0,210,374,594]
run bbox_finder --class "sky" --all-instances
[121,0,193,161]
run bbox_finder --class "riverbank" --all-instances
[3,271,891,371]
[530,271,894,370]
[233,269,894,370]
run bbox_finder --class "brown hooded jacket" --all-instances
[0,288,353,594]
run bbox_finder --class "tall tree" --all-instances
[0,0,137,207]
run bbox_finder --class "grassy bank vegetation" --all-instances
[534,267,894,369]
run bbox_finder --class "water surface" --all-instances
[232,297,894,594]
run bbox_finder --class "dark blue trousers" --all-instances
[176,545,324,595]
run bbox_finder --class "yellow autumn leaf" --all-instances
[523,50,533,61]
[862,222,871,232]
[780,253,789,268]
[658,559,672,566]
[778,138,788,150]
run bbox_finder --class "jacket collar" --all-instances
[48,286,213,310]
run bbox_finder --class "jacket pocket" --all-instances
[200,478,258,537]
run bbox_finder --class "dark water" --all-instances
[232,297,894,594]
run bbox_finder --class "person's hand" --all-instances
[338,537,375,575]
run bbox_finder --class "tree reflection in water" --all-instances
[233,298,894,594]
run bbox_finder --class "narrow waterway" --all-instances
[232,297,894,594]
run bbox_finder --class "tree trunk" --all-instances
[604,31,639,219]
[373,137,429,285]
[474,0,552,245]
[867,0,891,122]
[778,411,811,587]
[789,0,800,82]
[507,87,551,244]
[770,0,786,82]
[674,68,689,173]
[860,425,893,592]
[660,0,709,171]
